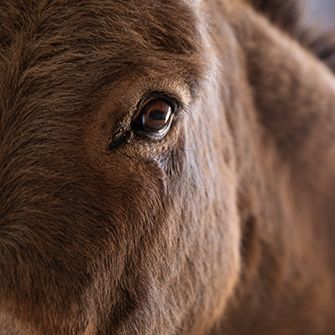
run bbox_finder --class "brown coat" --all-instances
[0,0,335,334]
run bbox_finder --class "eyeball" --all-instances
[131,95,177,139]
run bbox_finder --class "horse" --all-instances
[1,0,335,334]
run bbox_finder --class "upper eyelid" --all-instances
[136,91,182,112]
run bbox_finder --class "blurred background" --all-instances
[305,0,335,33]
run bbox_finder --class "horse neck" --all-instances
[213,1,335,329]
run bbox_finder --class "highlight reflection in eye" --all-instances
[131,95,177,139]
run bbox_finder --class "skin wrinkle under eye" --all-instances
[83,75,194,185]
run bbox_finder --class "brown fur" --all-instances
[1,0,335,334]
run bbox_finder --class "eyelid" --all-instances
[128,92,180,141]
[108,90,184,149]
[136,91,180,113]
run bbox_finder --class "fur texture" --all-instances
[0,0,335,334]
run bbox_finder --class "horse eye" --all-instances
[131,97,176,138]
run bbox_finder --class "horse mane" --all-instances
[249,0,335,73]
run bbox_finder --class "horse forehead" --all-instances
[0,0,200,52]
[0,0,203,100]
[0,0,206,131]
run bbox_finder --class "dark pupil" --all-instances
[149,110,167,121]
[141,100,172,131]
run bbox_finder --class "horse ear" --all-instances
[248,0,301,34]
